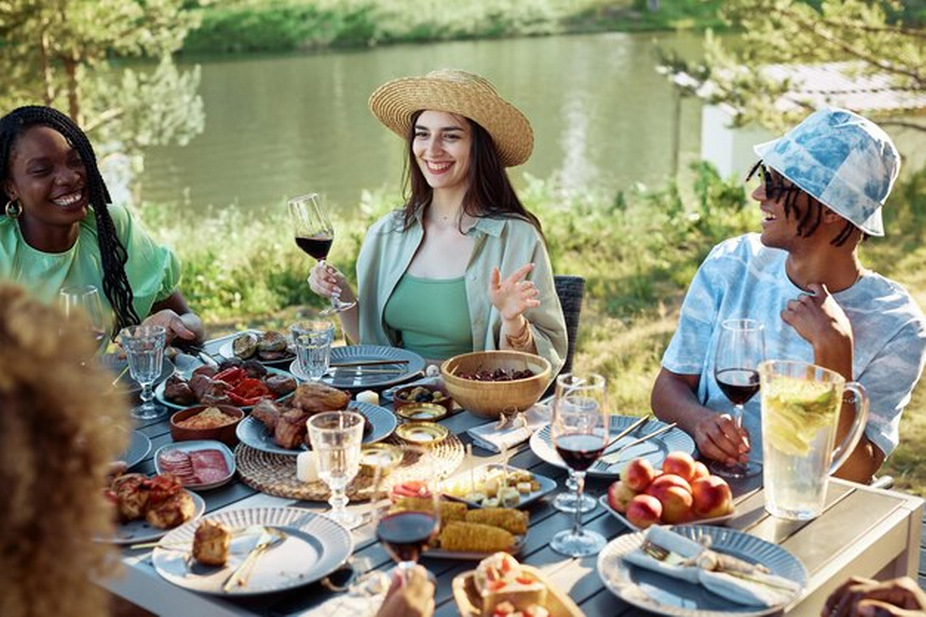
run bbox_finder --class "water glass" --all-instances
[291,320,335,380]
[120,325,167,421]
[307,411,365,528]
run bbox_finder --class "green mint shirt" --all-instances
[383,274,473,362]
[0,204,181,321]
[355,209,567,377]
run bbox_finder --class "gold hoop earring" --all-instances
[5,199,22,219]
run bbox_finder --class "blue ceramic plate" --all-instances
[218,329,297,367]
[529,416,695,479]
[235,401,398,456]
[290,345,426,390]
[596,525,807,617]
[443,463,557,509]
[153,366,295,412]
[119,430,152,470]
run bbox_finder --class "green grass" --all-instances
[140,164,926,496]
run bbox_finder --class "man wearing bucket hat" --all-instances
[308,69,567,375]
[652,108,926,483]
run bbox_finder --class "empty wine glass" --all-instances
[550,373,609,557]
[307,411,365,528]
[58,284,110,355]
[712,318,765,478]
[120,325,167,421]
[288,192,356,315]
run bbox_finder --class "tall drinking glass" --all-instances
[291,319,335,381]
[59,284,110,355]
[120,325,167,421]
[307,411,364,528]
[550,373,609,557]
[712,318,765,478]
[288,192,356,315]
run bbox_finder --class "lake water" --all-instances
[140,32,707,215]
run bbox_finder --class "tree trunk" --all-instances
[64,57,81,125]
[40,30,55,105]
[648,0,659,11]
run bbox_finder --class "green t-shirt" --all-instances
[383,273,473,361]
[0,204,181,320]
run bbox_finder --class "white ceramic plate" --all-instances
[443,464,557,509]
[529,416,696,479]
[598,495,734,532]
[119,430,152,470]
[154,440,236,491]
[152,506,353,596]
[108,491,206,545]
[235,401,398,455]
[596,525,806,617]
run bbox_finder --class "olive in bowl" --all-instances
[392,384,454,414]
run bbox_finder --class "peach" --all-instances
[607,480,638,514]
[691,461,710,482]
[648,485,693,524]
[623,458,657,492]
[645,473,692,496]
[626,494,662,529]
[691,475,734,519]
[661,451,697,483]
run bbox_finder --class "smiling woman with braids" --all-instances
[0,105,203,344]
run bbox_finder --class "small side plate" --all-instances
[443,464,556,509]
[395,421,449,445]
[598,494,734,532]
[154,440,236,491]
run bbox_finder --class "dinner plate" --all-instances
[119,430,152,470]
[443,464,557,509]
[154,366,295,411]
[152,506,353,596]
[290,345,426,390]
[108,491,206,545]
[218,330,297,367]
[598,495,734,532]
[154,440,236,491]
[101,354,175,395]
[529,416,695,478]
[235,401,398,455]
[596,525,807,617]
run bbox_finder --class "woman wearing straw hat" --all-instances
[308,69,567,374]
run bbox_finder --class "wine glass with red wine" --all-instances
[374,466,439,581]
[288,192,357,316]
[550,373,609,557]
[712,318,765,478]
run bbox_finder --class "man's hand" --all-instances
[693,413,750,466]
[782,283,853,361]
[822,576,926,617]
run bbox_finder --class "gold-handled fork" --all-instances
[593,422,679,471]
[222,527,286,591]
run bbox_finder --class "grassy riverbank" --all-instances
[182,0,727,54]
[141,165,926,495]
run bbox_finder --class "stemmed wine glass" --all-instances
[58,284,110,355]
[372,451,439,582]
[550,373,609,557]
[119,325,167,421]
[288,192,356,316]
[712,318,765,478]
[307,411,365,528]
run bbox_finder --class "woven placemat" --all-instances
[235,433,465,502]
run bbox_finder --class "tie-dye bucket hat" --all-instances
[753,107,900,237]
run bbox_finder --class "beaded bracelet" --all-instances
[505,318,533,349]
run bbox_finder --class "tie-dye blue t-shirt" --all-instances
[662,233,926,461]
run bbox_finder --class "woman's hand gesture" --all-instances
[308,262,352,301]
[489,263,540,321]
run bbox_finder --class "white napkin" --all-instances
[466,402,551,453]
[623,526,801,608]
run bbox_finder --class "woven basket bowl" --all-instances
[440,351,551,419]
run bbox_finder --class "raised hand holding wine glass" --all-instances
[550,373,609,557]
[289,192,356,316]
[712,318,765,478]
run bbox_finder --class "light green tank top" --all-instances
[383,274,473,361]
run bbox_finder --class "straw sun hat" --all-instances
[368,68,533,167]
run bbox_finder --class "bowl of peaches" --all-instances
[601,451,735,530]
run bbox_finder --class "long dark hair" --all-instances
[400,110,542,235]
[0,106,141,337]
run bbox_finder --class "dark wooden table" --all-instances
[101,336,925,617]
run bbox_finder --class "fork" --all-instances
[222,527,286,591]
[640,539,686,566]
[594,422,679,471]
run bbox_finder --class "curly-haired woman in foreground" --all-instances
[0,282,129,617]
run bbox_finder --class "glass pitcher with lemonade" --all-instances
[759,360,869,520]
